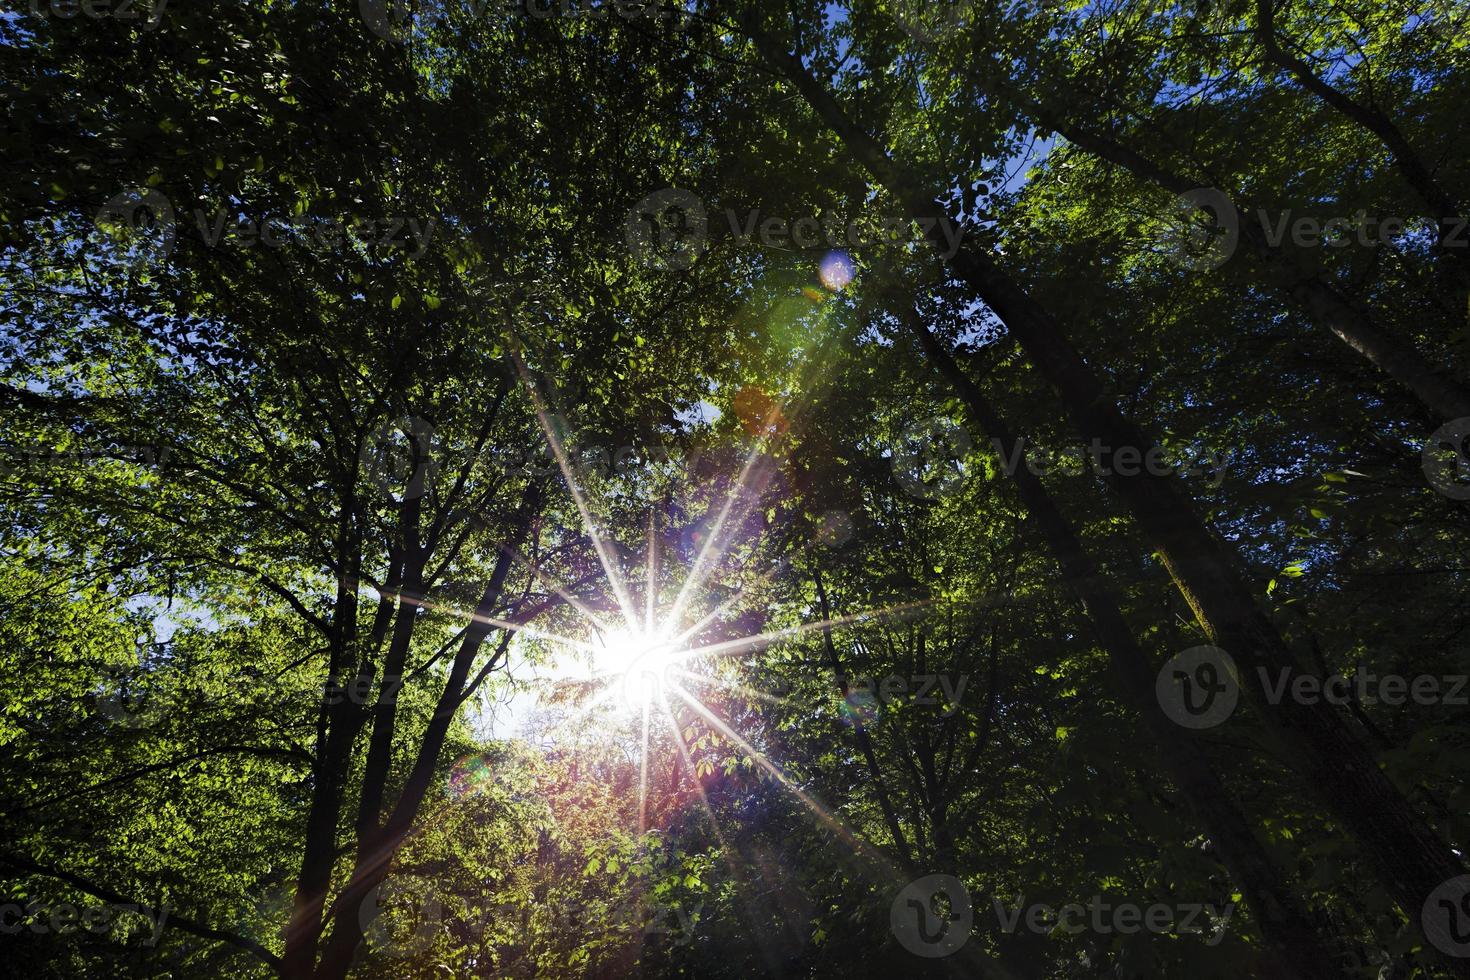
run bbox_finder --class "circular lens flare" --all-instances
[819,250,855,291]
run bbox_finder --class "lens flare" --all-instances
[447,753,494,799]
[840,690,881,727]
[818,250,855,291]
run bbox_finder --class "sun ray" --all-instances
[667,666,791,707]
[655,688,793,977]
[664,421,781,630]
[494,540,620,636]
[666,680,880,857]
[666,689,1021,980]
[669,598,936,665]
[520,675,624,736]
[639,696,651,833]
[512,351,640,632]
[668,535,823,648]
[644,510,659,635]
[664,327,850,634]
[372,586,594,652]
[667,550,793,649]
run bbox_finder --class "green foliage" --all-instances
[1,1,1467,978]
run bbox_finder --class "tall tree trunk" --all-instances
[353,560,424,847]
[895,295,1339,980]
[312,507,531,980]
[283,523,368,980]
[743,22,1467,974]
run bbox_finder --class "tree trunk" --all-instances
[312,520,527,979]
[743,22,1467,975]
[897,296,1340,980]
[283,525,367,980]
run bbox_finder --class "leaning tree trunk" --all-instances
[743,21,1468,976]
[897,296,1340,980]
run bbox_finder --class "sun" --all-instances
[596,627,682,712]
[493,349,928,839]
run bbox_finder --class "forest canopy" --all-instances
[2,0,1469,977]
